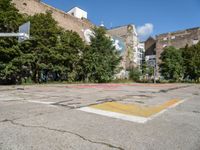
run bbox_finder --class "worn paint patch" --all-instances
[79,107,149,123]
[90,99,180,117]
[78,99,184,123]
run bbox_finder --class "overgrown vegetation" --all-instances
[129,67,142,82]
[0,0,121,84]
[159,44,200,83]
[182,44,200,81]
[159,46,184,82]
[1,0,199,84]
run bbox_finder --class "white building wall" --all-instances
[134,42,145,67]
[131,25,145,67]
[131,25,139,65]
[130,24,147,68]
[137,43,145,66]
[67,7,87,19]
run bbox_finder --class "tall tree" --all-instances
[20,12,85,83]
[0,0,24,33]
[0,1,121,84]
[20,12,63,83]
[0,0,25,84]
[141,61,154,80]
[50,30,85,82]
[129,67,142,81]
[182,42,200,81]
[159,46,184,81]
[0,3,85,84]
[82,27,121,82]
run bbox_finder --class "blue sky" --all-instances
[42,0,200,40]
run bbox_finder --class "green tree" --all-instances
[0,0,24,33]
[0,0,121,84]
[20,12,85,83]
[18,12,63,83]
[129,67,142,81]
[141,61,154,81]
[82,27,121,82]
[159,46,184,81]
[182,42,200,82]
[0,1,85,84]
[51,30,85,82]
[148,66,154,77]
[0,0,25,84]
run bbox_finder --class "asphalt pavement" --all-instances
[0,83,200,150]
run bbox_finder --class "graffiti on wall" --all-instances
[84,29,94,43]
[111,36,126,56]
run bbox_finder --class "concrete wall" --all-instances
[12,0,93,40]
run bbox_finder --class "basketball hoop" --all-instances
[0,21,30,43]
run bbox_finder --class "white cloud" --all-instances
[137,23,154,41]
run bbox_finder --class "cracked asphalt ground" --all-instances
[0,83,200,150]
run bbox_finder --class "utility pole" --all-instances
[153,60,157,84]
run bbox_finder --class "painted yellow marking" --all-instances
[91,99,181,117]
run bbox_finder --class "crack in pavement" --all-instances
[0,118,20,123]
[0,110,56,124]
[158,85,191,93]
[0,119,10,123]
[2,119,124,150]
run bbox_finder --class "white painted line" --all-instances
[149,99,186,121]
[79,98,188,123]
[26,100,54,105]
[79,107,149,123]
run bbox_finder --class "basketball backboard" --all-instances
[18,21,30,42]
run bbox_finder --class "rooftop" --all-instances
[157,27,200,37]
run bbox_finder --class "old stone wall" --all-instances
[154,27,200,78]
[156,27,200,64]
[12,0,93,40]
[145,37,156,56]
[107,25,138,70]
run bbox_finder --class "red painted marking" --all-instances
[67,83,177,89]
[68,84,125,89]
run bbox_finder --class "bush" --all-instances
[129,68,142,81]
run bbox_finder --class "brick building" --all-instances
[12,0,93,41]
[12,0,144,79]
[144,27,200,78]
[156,27,200,64]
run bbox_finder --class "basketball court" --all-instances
[0,83,200,150]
